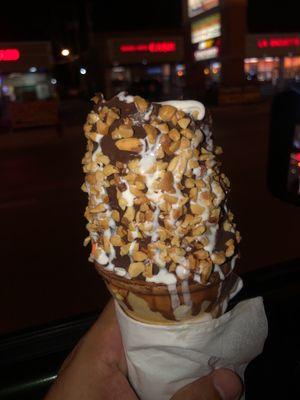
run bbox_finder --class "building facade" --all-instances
[183,0,300,101]
[0,42,58,128]
[89,31,185,100]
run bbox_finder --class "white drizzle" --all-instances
[167,283,180,311]
[94,248,109,265]
[120,178,135,207]
[214,264,225,280]
[144,104,153,121]
[160,100,205,121]
[117,92,134,103]
[181,279,193,308]
[146,268,177,284]
[204,223,218,253]
[230,254,238,271]
[176,265,190,280]
[114,267,127,277]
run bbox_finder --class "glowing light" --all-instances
[177,70,184,77]
[204,68,210,75]
[80,67,87,75]
[211,61,220,69]
[0,48,20,62]
[245,58,258,63]
[293,153,300,162]
[191,13,221,44]
[51,78,57,84]
[29,67,37,73]
[112,66,125,72]
[188,0,219,18]
[194,46,218,61]
[198,39,214,50]
[120,41,176,53]
[176,64,185,72]
[257,37,300,49]
[61,49,70,56]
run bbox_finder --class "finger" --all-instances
[58,301,115,374]
[59,298,127,375]
[171,368,243,400]
[76,298,127,372]
[59,341,81,373]
[45,359,138,400]
[45,299,138,400]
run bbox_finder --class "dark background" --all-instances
[0,0,299,41]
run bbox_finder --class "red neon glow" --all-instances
[257,37,300,49]
[293,153,300,162]
[120,41,176,53]
[0,49,20,61]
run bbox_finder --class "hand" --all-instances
[45,299,243,400]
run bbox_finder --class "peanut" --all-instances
[158,105,176,121]
[96,120,109,135]
[128,262,145,278]
[132,251,148,262]
[134,96,148,112]
[115,138,142,153]
[178,117,191,129]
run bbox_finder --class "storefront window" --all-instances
[110,66,131,94]
[244,57,279,83]
[203,61,221,82]
[284,56,300,80]
[0,72,55,102]
[108,63,186,100]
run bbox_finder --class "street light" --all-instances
[80,67,87,75]
[61,49,70,57]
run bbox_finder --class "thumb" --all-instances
[170,368,243,400]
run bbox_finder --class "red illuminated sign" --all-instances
[257,37,300,49]
[120,41,176,54]
[0,48,20,61]
[293,153,300,162]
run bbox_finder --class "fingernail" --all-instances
[213,369,243,400]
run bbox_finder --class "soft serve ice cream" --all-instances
[82,92,241,322]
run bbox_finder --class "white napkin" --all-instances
[115,297,268,400]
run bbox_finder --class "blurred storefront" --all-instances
[245,34,300,87]
[0,42,58,129]
[183,0,247,91]
[183,0,300,102]
[190,6,222,84]
[91,32,185,100]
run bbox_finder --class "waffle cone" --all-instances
[95,263,239,324]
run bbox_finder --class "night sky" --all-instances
[0,0,299,43]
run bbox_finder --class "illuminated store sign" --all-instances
[120,41,176,54]
[194,46,218,61]
[188,0,219,18]
[0,48,20,61]
[194,38,220,60]
[191,13,221,44]
[257,37,300,49]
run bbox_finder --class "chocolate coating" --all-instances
[83,92,240,286]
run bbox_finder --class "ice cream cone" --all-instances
[96,262,240,324]
[82,93,242,325]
